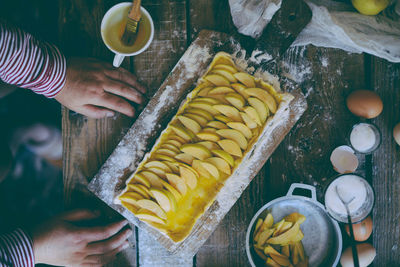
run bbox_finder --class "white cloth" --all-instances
[229,0,400,62]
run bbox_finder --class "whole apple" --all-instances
[351,0,390,15]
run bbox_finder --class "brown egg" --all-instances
[345,216,373,242]
[394,122,400,146]
[346,90,383,118]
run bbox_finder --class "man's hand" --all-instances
[32,209,132,267]
[55,58,146,118]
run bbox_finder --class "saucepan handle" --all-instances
[286,183,317,202]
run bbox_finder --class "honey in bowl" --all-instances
[102,4,151,54]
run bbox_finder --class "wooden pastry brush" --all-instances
[121,0,142,46]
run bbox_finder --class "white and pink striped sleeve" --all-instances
[0,23,66,98]
[0,228,35,267]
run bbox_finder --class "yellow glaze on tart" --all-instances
[116,52,284,242]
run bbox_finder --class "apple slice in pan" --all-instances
[192,159,212,178]
[215,114,233,124]
[196,141,220,151]
[135,199,167,220]
[156,148,178,158]
[132,173,151,188]
[150,188,177,213]
[216,129,248,150]
[170,124,195,142]
[231,83,249,98]
[200,161,220,179]
[225,93,245,110]
[189,101,220,116]
[211,69,237,83]
[174,153,195,165]
[185,108,213,121]
[213,105,242,122]
[206,120,228,130]
[145,167,167,179]
[227,122,253,140]
[165,173,188,195]
[204,74,230,87]
[217,139,242,157]
[194,97,221,105]
[243,106,262,126]
[160,143,180,153]
[245,88,277,113]
[248,97,269,123]
[240,111,258,129]
[179,165,198,189]
[135,212,166,225]
[213,63,237,73]
[118,192,143,206]
[180,143,212,160]
[206,157,231,175]
[197,131,220,142]
[127,184,152,199]
[233,72,255,88]
[208,86,235,95]
[160,180,182,201]
[211,149,235,167]
[140,171,164,188]
[184,113,208,127]
[177,115,202,134]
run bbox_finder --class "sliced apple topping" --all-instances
[231,83,249,98]
[168,134,187,144]
[180,144,212,160]
[140,171,164,188]
[145,167,167,179]
[243,106,262,126]
[245,88,277,113]
[135,212,165,225]
[197,131,220,142]
[161,143,180,153]
[150,188,177,213]
[216,129,248,150]
[165,173,187,195]
[127,184,151,199]
[233,72,256,88]
[197,86,213,97]
[195,97,221,105]
[248,97,269,123]
[189,101,220,116]
[164,161,179,173]
[227,122,252,140]
[225,93,245,110]
[192,159,212,178]
[211,149,235,167]
[153,153,176,162]
[170,124,195,141]
[196,141,219,150]
[160,180,182,201]
[179,165,198,189]
[204,74,230,87]
[214,64,237,73]
[213,105,242,122]
[208,86,235,95]
[156,148,178,158]
[201,127,217,133]
[206,120,228,129]
[240,112,258,129]
[119,192,143,206]
[144,161,172,172]
[200,161,220,179]
[174,153,194,165]
[177,115,202,134]
[211,69,237,83]
[185,108,213,121]
[135,199,167,220]
[206,157,231,175]
[215,114,233,123]
[133,173,151,188]
[217,139,243,157]
[184,113,208,127]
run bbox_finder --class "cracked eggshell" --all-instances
[393,122,400,146]
[330,145,359,174]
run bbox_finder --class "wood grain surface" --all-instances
[58,0,400,266]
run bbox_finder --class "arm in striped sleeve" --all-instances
[0,228,35,267]
[0,22,66,98]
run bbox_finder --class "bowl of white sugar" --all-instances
[324,174,374,223]
[348,122,381,154]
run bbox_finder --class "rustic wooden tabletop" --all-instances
[60,0,400,266]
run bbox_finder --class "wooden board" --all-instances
[88,29,307,258]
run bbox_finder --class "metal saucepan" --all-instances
[246,183,342,267]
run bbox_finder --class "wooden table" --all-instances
[60,1,400,266]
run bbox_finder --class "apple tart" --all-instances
[115,52,284,242]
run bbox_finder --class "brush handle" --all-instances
[128,0,142,21]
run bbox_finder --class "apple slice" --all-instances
[168,134,187,144]
[213,105,242,122]
[245,88,277,113]
[135,212,166,225]
[180,143,211,160]
[133,173,151,188]
[243,106,262,126]
[144,161,172,172]
[165,173,187,195]
[233,72,256,88]
[161,143,180,153]
[217,139,243,157]
[194,97,221,104]
[163,161,179,173]
[225,93,245,110]
[179,165,198,189]
[206,94,230,104]
[216,129,248,150]
[119,192,143,206]
[156,148,178,157]
[206,157,231,175]
[202,127,217,133]
[165,139,183,149]
[227,122,252,139]
[211,69,237,83]
[204,74,230,87]
[160,180,182,201]
[177,115,202,134]
[184,113,208,127]
[214,64,237,73]
[206,121,228,129]
[192,159,212,178]
[135,199,167,220]
[127,184,151,199]
[211,149,235,167]
[120,200,139,213]
[189,101,220,116]
[197,86,213,97]
[197,131,220,142]
[149,188,176,213]
[248,97,269,123]
[208,86,235,95]
[240,112,258,129]
[153,153,175,163]
[170,124,195,142]
[260,80,281,101]
[185,108,213,121]
[200,161,220,179]
[145,167,166,179]
[140,171,164,188]
[231,83,249,98]
[215,114,233,123]
[174,153,194,165]
[196,141,220,150]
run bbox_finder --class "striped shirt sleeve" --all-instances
[0,229,35,267]
[0,22,66,98]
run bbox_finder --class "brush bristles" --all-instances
[121,18,140,46]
